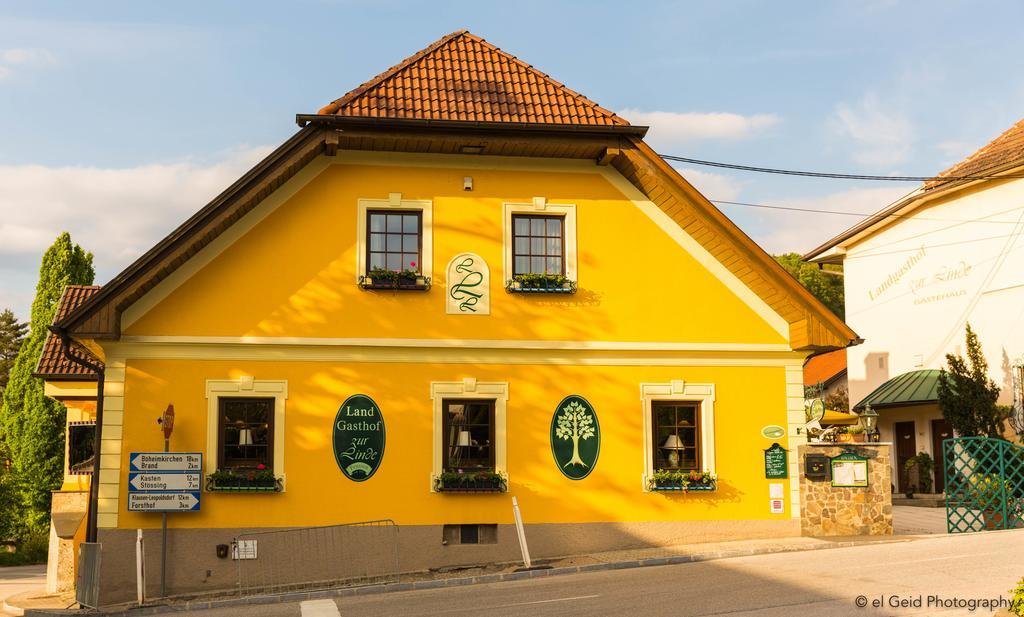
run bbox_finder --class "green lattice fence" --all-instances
[944,437,1024,533]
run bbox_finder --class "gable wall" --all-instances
[123,152,787,346]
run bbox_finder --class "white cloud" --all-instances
[935,140,977,167]
[0,146,273,317]
[0,48,56,81]
[721,186,912,255]
[617,109,780,148]
[830,94,914,168]
[674,166,743,202]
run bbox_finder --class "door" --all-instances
[930,418,953,494]
[894,421,916,492]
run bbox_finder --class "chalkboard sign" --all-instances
[764,443,788,479]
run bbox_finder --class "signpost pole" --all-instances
[157,404,174,599]
[136,529,145,606]
[511,496,532,568]
[160,435,168,598]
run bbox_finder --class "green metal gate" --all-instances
[944,436,1024,533]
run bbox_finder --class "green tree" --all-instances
[0,309,28,396]
[937,324,1004,438]
[0,233,94,526]
[773,253,845,319]
[554,400,595,468]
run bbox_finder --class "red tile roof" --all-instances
[804,349,847,387]
[35,285,102,380]
[928,117,1024,188]
[317,30,629,126]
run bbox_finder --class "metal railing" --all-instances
[234,519,399,597]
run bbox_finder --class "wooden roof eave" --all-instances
[297,114,650,137]
[615,137,859,352]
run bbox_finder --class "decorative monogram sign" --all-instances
[332,394,385,482]
[550,395,600,480]
[446,253,490,315]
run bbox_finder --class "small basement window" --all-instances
[443,524,498,545]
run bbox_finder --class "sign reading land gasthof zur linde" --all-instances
[127,452,202,512]
[333,395,385,481]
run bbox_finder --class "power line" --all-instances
[661,154,1024,182]
[710,199,1024,224]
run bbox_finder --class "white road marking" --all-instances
[492,594,600,608]
[300,599,341,617]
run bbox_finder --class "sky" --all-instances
[2,0,1024,321]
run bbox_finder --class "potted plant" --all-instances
[434,469,507,493]
[649,469,717,492]
[903,452,934,494]
[360,267,429,290]
[846,425,867,443]
[505,273,576,294]
[968,473,1011,530]
[207,464,282,492]
[834,426,852,443]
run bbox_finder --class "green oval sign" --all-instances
[333,394,385,482]
[550,395,600,480]
[761,425,786,439]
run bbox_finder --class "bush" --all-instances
[0,532,48,567]
[1011,578,1024,616]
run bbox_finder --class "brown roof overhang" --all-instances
[296,114,650,137]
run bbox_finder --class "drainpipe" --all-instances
[50,325,104,544]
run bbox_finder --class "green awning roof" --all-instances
[853,369,941,411]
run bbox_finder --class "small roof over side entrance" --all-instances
[853,369,940,411]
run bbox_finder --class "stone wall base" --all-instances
[95,518,798,605]
[798,443,894,536]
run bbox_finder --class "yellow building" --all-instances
[41,31,856,603]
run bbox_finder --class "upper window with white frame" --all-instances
[356,195,433,291]
[503,201,577,294]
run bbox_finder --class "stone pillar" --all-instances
[798,443,893,536]
[48,490,89,593]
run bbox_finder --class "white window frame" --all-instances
[430,379,509,491]
[503,198,577,283]
[357,193,433,282]
[205,377,288,490]
[640,380,716,491]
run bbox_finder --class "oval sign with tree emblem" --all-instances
[550,395,600,480]
[333,394,385,482]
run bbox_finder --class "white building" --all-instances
[805,118,1024,493]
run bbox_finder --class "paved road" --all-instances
[0,565,45,616]
[183,531,1024,616]
[892,505,946,535]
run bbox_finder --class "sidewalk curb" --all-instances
[21,536,919,616]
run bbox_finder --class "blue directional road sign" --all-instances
[127,491,201,512]
[128,452,202,512]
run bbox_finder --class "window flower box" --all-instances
[359,268,430,291]
[434,470,507,493]
[649,470,717,492]
[505,274,576,294]
[206,467,282,493]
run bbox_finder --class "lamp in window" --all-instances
[662,434,685,467]
[457,430,472,447]
[238,428,254,446]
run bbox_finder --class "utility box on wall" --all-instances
[797,443,893,536]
